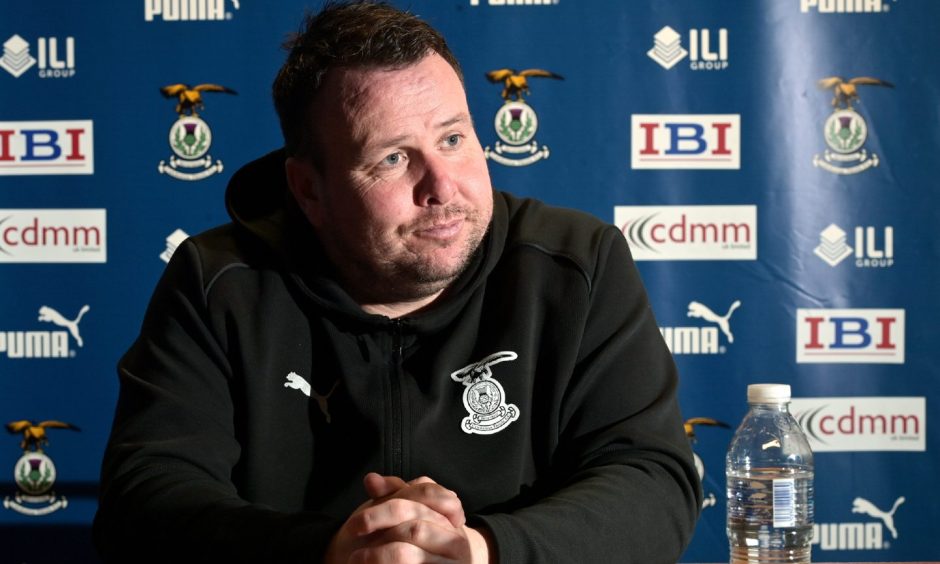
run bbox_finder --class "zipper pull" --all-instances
[392,319,404,358]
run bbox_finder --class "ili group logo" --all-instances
[160,228,189,263]
[647,26,728,71]
[483,68,562,167]
[0,34,75,79]
[813,76,892,174]
[158,83,236,181]
[814,223,893,268]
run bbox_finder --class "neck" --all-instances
[359,291,444,318]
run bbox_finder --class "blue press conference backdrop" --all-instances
[2,1,938,562]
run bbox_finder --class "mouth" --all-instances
[413,218,464,241]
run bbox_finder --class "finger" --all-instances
[366,521,470,561]
[388,482,466,528]
[365,519,470,560]
[363,472,408,499]
[349,541,453,564]
[350,498,454,536]
[364,476,466,528]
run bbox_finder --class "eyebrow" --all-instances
[365,112,472,153]
[438,112,471,130]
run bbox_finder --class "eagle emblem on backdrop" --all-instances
[158,83,237,181]
[684,417,730,509]
[812,76,893,175]
[483,68,563,167]
[4,420,79,516]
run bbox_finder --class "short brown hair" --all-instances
[272,1,463,159]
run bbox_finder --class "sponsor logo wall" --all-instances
[2,1,937,563]
[144,0,240,21]
[0,121,93,175]
[791,397,925,452]
[631,114,740,169]
[796,308,905,364]
[0,35,76,79]
[615,205,756,260]
[647,26,729,71]
[0,209,106,262]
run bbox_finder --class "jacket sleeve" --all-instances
[473,227,703,564]
[93,240,341,563]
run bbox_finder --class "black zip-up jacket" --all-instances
[94,149,701,563]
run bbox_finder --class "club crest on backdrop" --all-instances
[4,420,79,516]
[684,417,731,509]
[812,76,893,175]
[483,68,562,167]
[157,83,236,181]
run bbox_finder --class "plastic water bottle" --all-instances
[726,384,814,563]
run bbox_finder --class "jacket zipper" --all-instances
[389,320,404,477]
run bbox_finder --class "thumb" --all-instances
[363,472,407,499]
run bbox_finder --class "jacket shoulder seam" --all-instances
[204,262,251,297]
[513,241,593,293]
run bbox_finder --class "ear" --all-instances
[285,157,324,228]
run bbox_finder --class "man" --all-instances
[94,2,701,562]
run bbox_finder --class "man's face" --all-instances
[292,54,494,306]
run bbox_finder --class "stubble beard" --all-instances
[337,206,490,307]
[381,206,489,302]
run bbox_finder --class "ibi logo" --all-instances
[0,121,94,175]
[631,114,740,169]
[796,308,904,364]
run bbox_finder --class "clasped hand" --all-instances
[324,473,491,563]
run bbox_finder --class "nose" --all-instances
[414,153,457,207]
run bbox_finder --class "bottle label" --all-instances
[772,478,796,527]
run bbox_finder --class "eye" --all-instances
[382,152,403,166]
[443,134,462,148]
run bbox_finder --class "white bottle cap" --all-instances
[747,383,791,403]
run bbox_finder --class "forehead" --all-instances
[315,54,468,144]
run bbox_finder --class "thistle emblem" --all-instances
[158,83,236,181]
[4,420,79,516]
[483,68,562,167]
[812,76,892,175]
